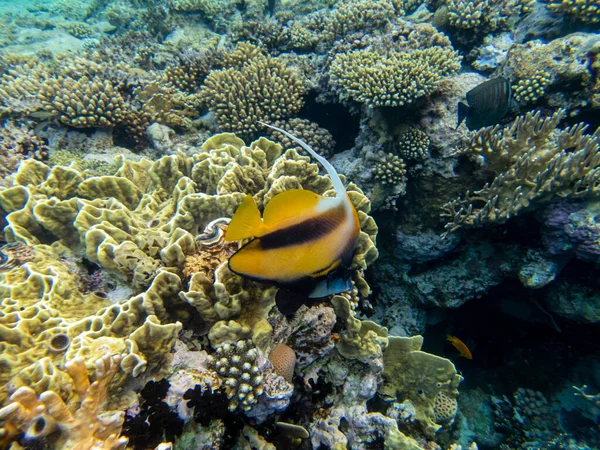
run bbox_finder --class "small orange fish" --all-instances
[447,335,473,360]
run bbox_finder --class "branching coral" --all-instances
[39,75,128,128]
[329,47,461,107]
[266,118,335,158]
[0,59,48,117]
[512,70,552,104]
[0,121,48,185]
[398,127,430,160]
[324,0,396,40]
[442,110,600,235]
[207,340,264,412]
[446,0,491,29]
[374,153,407,185]
[543,0,600,22]
[446,0,535,30]
[200,52,305,137]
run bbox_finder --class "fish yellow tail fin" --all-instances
[225,195,269,241]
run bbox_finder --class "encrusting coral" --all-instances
[442,110,600,235]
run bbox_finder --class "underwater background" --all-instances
[0,0,599,449]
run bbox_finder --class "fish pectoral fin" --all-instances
[309,258,341,279]
[225,194,268,241]
[262,189,322,227]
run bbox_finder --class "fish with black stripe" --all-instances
[224,122,361,315]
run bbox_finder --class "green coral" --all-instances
[442,110,600,235]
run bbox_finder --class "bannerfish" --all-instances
[457,77,512,130]
[224,122,361,315]
[447,335,473,360]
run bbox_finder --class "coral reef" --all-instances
[0,121,48,185]
[501,33,600,111]
[442,110,600,235]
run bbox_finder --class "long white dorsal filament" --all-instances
[258,121,346,197]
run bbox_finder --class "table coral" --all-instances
[442,110,600,235]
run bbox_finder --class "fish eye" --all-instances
[417,389,424,395]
